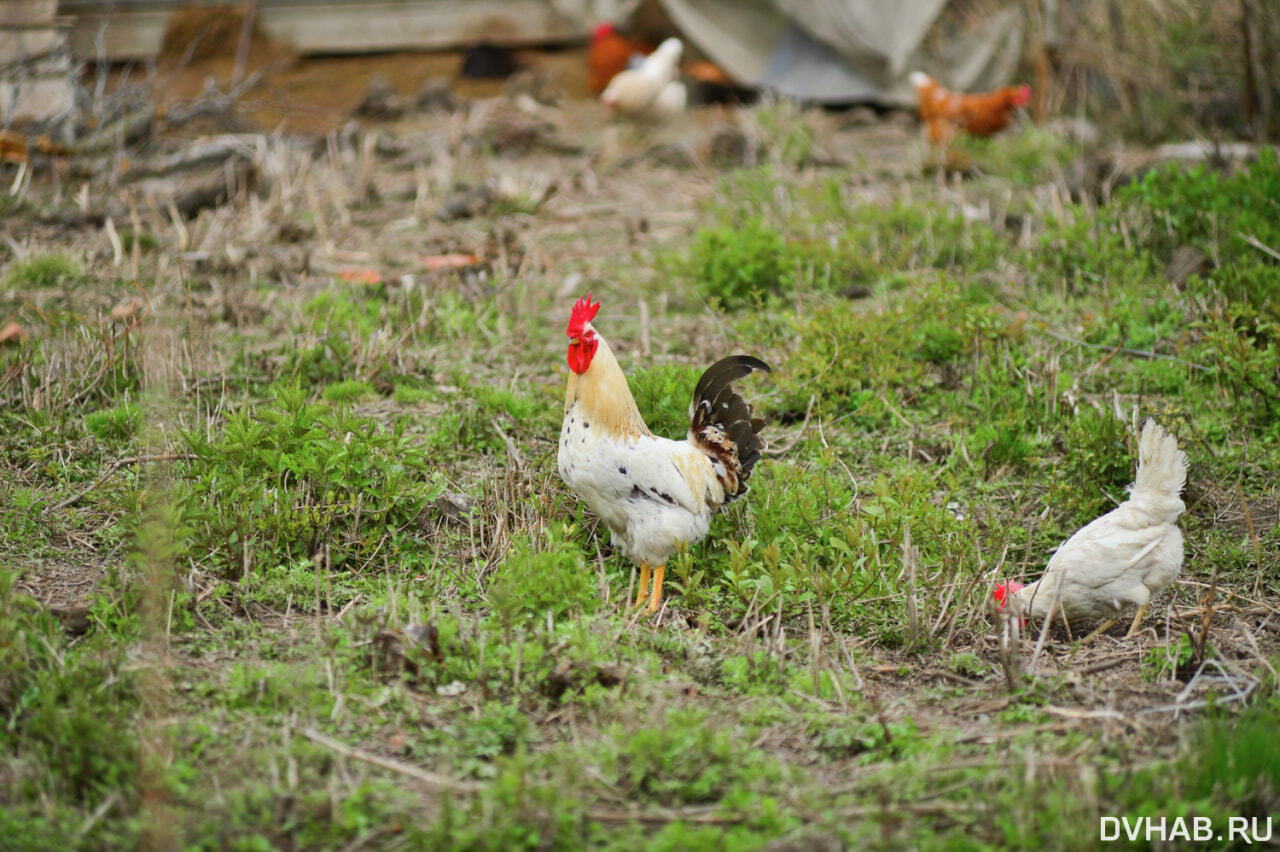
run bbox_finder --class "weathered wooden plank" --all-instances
[0,2,75,124]
[63,7,168,61]
[0,23,71,60]
[63,0,587,61]
[0,1,58,27]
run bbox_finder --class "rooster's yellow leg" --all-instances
[634,562,651,609]
[1124,603,1149,639]
[647,564,666,614]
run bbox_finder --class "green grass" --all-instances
[674,168,1000,308]
[0,113,1277,850]
[954,123,1080,186]
[172,383,446,585]
[2,252,86,290]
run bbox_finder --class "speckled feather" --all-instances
[558,323,769,567]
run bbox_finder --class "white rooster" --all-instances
[558,294,770,613]
[600,37,687,121]
[995,419,1187,637]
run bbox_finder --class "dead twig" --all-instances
[585,806,741,825]
[1136,658,1257,717]
[47,454,195,513]
[1077,656,1128,676]
[927,668,981,687]
[1029,569,1067,677]
[299,727,484,793]
[490,419,524,472]
[997,611,1022,691]
[763,394,814,456]
[903,525,921,645]
[1174,580,1280,616]
[588,799,965,826]
[232,0,259,88]
[1239,232,1280,263]
[1043,705,1135,727]
[1037,327,1211,372]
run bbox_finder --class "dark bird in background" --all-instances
[462,42,521,79]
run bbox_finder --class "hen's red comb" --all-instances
[592,22,616,41]
[567,292,600,338]
[992,581,1025,611]
[1013,84,1031,107]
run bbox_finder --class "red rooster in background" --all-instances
[909,71,1031,146]
[558,294,771,613]
[588,23,655,94]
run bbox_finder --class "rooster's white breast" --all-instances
[558,407,722,567]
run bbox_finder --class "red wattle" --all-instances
[567,337,597,374]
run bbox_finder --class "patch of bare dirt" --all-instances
[15,559,105,634]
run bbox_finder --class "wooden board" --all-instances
[1,1,58,26]
[0,8,75,124]
[62,0,588,61]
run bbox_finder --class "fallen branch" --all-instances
[299,725,969,827]
[588,799,961,826]
[1077,656,1128,676]
[1136,658,1257,717]
[74,109,154,154]
[585,806,742,825]
[47,453,195,513]
[136,134,265,178]
[1239,232,1280,263]
[1043,705,1134,726]
[489,419,524,472]
[299,727,484,793]
[1175,579,1280,616]
[301,727,758,823]
[161,64,279,129]
[1037,327,1211,372]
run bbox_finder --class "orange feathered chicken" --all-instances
[587,23,656,94]
[909,72,1031,146]
[0,130,28,165]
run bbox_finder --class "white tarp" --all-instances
[606,0,1025,105]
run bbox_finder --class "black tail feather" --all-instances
[692,355,771,406]
[689,355,771,498]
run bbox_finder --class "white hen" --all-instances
[600,37,686,121]
[995,419,1187,637]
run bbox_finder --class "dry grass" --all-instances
[1,44,1278,848]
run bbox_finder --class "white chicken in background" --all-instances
[558,294,770,613]
[995,420,1188,637]
[600,37,687,121]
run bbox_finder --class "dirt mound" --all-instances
[157,4,292,68]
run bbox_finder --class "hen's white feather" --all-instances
[600,38,685,120]
[1012,420,1187,623]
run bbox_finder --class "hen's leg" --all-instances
[634,562,651,608]
[647,564,666,614]
[1081,617,1119,643]
[1124,603,1149,638]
